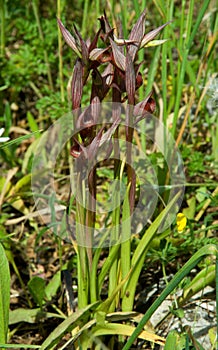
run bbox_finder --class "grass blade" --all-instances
[0,243,10,343]
[123,244,218,350]
[0,131,42,149]
[0,345,40,349]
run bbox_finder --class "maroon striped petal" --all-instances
[109,38,126,71]
[128,9,146,60]
[141,21,172,48]
[57,18,81,57]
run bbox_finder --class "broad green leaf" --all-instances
[0,243,10,343]
[9,308,64,325]
[164,330,186,349]
[28,276,46,308]
[183,196,196,219]
[45,270,61,301]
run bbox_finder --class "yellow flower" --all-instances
[176,213,187,232]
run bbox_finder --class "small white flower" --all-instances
[0,128,10,143]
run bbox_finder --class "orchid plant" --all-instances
[53,10,173,348]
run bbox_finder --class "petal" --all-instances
[109,38,126,71]
[128,9,146,60]
[89,47,109,61]
[99,11,113,34]
[87,126,105,159]
[125,48,136,104]
[90,96,101,123]
[102,63,114,86]
[88,28,101,52]
[0,128,5,137]
[57,18,81,57]
[70,141,83,158]
[73,24,89,62]
[76,106,94,130]
[143,39,169,47]
[99,116,121,146]
[0,137,10,143]
[71,59,83,110]
[114,36,137,46]
[134,91,153,116]
[141,21,171,48]
[176,213,187,232]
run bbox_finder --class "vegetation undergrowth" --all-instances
[0,0,217,349]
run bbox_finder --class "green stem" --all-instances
[76,176,89,308]
[126,105,135,214]
[108,186,120,312]
[77,245,89,308]
[0,0,5,57]
[172,0,211,136]
[57,0,65,102]
[120,0,128,38]
[81,0,89,36]
[32,0,54,91]
[122,192,181,312]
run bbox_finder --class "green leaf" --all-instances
[122,192,181,311]
[44,270,61,301]
[40,302,100,350]
[0,243,10,343]
[22,137,41,173]
[28,276,46,308]
[9,308,64,325]
[90,323,165,347]
[98,240,120,292]
[0,344,40,349]
[177,264,215,306]
[0,131,42,149]
[121,183,131,310]
[13,173,31,193]
[27,111,40,136]
[183,197,196,220]
[164,330,186,349]
[123,244,217,350]
[196,187,207,203]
